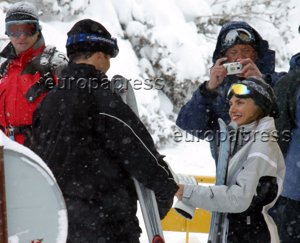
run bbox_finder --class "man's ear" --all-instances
[94,51,103,59]
[100,52,111,61]
[96,51,110,61]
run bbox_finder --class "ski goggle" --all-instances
[227,83,251,98]
[6,21,39,37]
[228,81,272,101]
[222,28,255,48]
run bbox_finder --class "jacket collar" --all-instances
[238,116,275,133]
[228,116,275,156]
[62,62,104,77]
[61,62,108,86]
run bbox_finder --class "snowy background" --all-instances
[1,0,300,242]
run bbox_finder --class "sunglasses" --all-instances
[6,21,39,37]
[227,83,251,98]
[222,28,255,48]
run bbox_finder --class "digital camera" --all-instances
[223,62,243,75]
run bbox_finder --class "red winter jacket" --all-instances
[0,35,67,145]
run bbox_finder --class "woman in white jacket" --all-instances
[176,76,285,243]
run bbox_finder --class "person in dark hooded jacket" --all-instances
[176,21,285,162]
[270,26,300,243]
[272,58,300,243]
[31,19,178,243]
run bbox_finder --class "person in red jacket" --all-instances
[0,2,68,146]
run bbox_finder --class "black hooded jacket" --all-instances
[31,63,178,242]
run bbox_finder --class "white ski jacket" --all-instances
[182,116,285,243]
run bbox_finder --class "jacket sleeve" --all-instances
[176,81,221,139]
[95,89,178,217]
[181,153,278,213]
[289,52,300,71]
[264,71,287,87]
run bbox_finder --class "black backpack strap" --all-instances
[0,59,9,78]
[24,46,57,103]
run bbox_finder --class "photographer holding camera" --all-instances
[176,21,285,162]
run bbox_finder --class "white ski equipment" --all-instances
[207,118,231,243]
[112,75,165,243]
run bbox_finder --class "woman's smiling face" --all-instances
[229,95,263,126]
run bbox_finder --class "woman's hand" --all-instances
[175,184,185,200]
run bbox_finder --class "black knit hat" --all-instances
[228,76,279,118]
[5,2,39,23]
[66,19,119,58]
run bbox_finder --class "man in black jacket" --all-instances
[31,19,178,243]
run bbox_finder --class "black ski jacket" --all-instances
[31,63,178,243]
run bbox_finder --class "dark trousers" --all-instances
[271,196,300,243]
[65,197,141,243]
